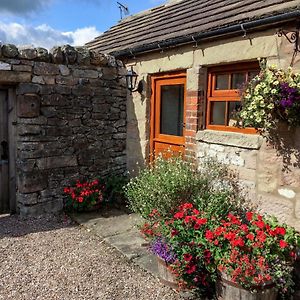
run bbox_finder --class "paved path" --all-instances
[71,208,160,278]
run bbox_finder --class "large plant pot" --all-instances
[217,273,277,300]
[156,256,178,289]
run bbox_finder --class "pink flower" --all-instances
[205,230,214,241]
[246,212,253,221]
[183,254,193,262]
[185,264,196,274]
[246,233,254,241]
[174,212,184,219]
[275,227,286,236]
[279,240,288,249]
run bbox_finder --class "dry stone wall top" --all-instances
[0,44,127,216]
[0,44,120,67]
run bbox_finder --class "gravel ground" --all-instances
[0,214,184,300]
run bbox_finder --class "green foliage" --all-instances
[100,174,128,203]
[195,159,246,220]
[125,156,201,218]
[125,156,247,220]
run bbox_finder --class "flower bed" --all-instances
[127,157,300,299]
[143,204,299,298]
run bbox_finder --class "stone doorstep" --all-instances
[70,210,160,277]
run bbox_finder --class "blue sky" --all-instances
[0,0,165,49]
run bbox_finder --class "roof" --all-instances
[86,0,300,57]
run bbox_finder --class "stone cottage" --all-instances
[86,0,300,230]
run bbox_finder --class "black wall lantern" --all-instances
[125,66,143,93]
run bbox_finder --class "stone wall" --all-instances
[0,44,127,216]
[196,128,300,231]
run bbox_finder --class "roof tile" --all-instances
[86,0,300,55]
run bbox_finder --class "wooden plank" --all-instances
[0,90,9,213]
[8,88,16,214]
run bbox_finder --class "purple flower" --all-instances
[279,83,300,108]
[150,238,176,263]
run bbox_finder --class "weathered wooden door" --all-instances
[0,90,9,213]
[150,72,186,160]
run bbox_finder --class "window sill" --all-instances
[196,129,263,150]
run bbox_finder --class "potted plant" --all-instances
[158,202,218,297]
[149,237,178,289]
[64,179,104,212]
[206,212,300,299]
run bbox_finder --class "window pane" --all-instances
[160,85,184,136]
[210,101,226,125]
[228,101,241,126]
[249,71,259,81]
[231,73,246,89]
[215,74,229,90]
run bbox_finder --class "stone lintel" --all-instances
[196,130,263,150]
[0,70,31,83]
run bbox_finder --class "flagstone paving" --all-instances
[71,208,160,277]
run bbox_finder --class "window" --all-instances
[206,62,259,133]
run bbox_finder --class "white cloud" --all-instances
[0,22,101,49]
[63,27,101,47]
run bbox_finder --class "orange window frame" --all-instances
[206,62,260,134]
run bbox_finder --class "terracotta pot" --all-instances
[217,273,277,300]
[156,256,178,289]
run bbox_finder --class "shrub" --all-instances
[146,203,300,298]
[125,156,206,219]
[195,159,247,220]
[207,211,300,297]
[125,155,247,220]
[99,174,128,204]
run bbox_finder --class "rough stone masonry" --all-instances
[0,44,127,216]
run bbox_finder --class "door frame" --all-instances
[0,86,17,213]
[150,71,187,161]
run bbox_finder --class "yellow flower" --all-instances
[271,89,277,94]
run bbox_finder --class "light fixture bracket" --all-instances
[277,22,300,66]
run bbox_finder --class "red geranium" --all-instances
[64,179,104,211]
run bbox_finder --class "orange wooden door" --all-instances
[150,73,186,160]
